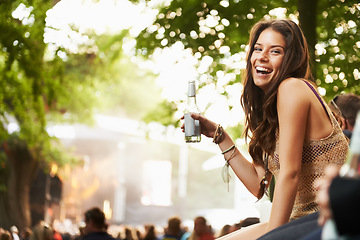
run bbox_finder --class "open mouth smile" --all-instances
[255,66,273,75]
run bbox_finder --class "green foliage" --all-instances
[143,100,181,126]
[225,123,244,141]
[0,0,52,146]
[0,0,93,171]
[95,34,162,119]
[136,0,295,56]
[135,0,295,85]
[0,0,164,227]
[136,0,360,120]
[0,1,154,169]
[316,0,360,100]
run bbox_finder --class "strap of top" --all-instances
[302,80,328,114]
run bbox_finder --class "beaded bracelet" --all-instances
[213,124,220,143]
[213,124,224,144]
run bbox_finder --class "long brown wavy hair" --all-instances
[241,19,313,197]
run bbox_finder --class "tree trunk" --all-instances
[0,141,39,229]
[298,0,319,80]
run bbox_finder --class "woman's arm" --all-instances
[219,129,267,196]
[266,79,309,231]
[189,113,266,197]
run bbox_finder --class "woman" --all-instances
[183,19,349,239]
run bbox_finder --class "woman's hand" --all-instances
[181,113,218,139]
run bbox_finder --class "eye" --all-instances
[254,47,262,52]
[271,49,283,54]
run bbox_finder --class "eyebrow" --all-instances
[254,43,285,49]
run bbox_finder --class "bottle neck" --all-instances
[187,95,197,105]
[186,81,199,112]
[187,95,199,112]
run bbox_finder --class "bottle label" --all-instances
[184,113,200,137]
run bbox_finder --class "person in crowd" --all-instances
[30,222,53,240]
[74,227,85,240]
[302,165,360,240]
[182,18,349,239]
[302,109,360,239]
[179,226,191,240]
[20,227,32,240]
[228,223,241,233]
[10,226,20,240]
[0,230,11,240]
[123,227,135,240]
[161,216,184,240]
[116,231,122,240]
[188,216,214,240]
[136,228,143,240]
[143,225,158,240]
[217,224,231,238]
[263,166,359,240]
[329,93,360,139]
[240,217,260,228]
[53,229,63,240]
[60,232,72,240]
[83,207,116,240]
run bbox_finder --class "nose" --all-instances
[259,51,269,61]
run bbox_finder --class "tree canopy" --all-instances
[135,0,360,102]
[0,0,161,228]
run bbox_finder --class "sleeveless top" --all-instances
[268,80,349,220]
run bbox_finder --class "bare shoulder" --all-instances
[277,78,311,103]
[278,78,309,92]
[277,78,312,136]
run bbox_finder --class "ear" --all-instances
[345,119,353,131]
[340,117,346,130]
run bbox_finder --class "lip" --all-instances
[255,66,273,74]
[252,65,274,92]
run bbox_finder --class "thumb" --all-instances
[190,113,201,120]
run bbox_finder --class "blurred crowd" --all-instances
[0,208,259,240]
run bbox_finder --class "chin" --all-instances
[253,80,267,89]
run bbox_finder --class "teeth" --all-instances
[256,66,272,73]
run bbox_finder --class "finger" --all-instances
[190,112,201,120]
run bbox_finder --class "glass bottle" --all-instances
[184,80,201,143]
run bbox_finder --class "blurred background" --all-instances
[0,0,359,236]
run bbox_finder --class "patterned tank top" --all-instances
[268,80,349,219]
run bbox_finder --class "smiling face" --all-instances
[250,28,286,93]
